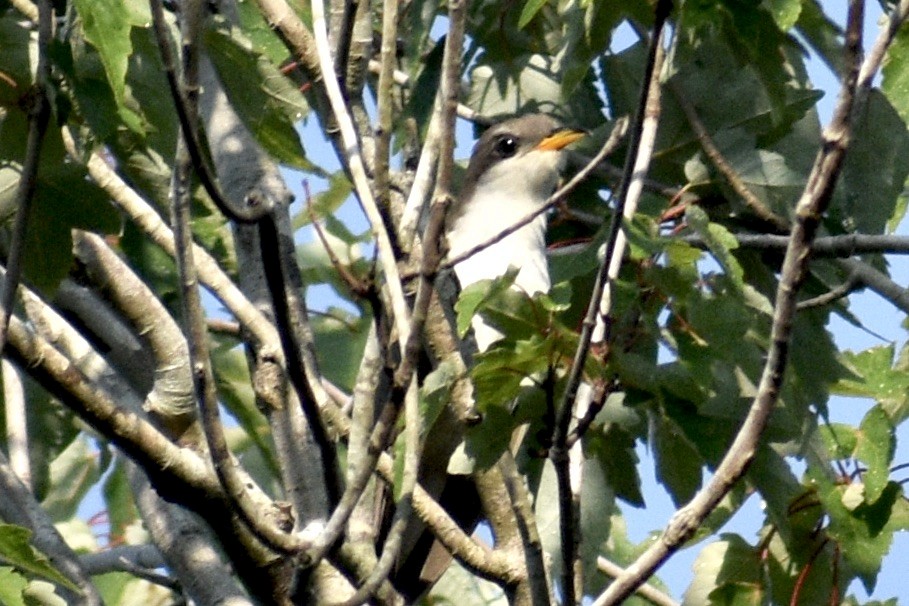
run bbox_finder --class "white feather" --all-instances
[448,148,565,350]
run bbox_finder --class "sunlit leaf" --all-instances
[882,22,909,126]
[72,0,137,130]
[855,406,895,504]
[683,535,762,606]
[40,437,99,523]
[0,525,78,591]
[204,23,313,170]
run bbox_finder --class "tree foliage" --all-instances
[0,0,907,604]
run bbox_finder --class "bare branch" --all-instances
[73,231,196,427]
[836,257,909,314]
[310,0,413,354]
[3,360,29,488]
[596,557,679,606]
[9,0,38,21]
[681,232,909,256]
[60,127,282,355]
[668,81,789,232]
[127,460,252,605]
[258,214,343,509]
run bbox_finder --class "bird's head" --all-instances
[458,114,586,212]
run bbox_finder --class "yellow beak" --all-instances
[534,129,586,151]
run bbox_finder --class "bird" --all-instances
[446,113,586,349]
[392,114,585,601]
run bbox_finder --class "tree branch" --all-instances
[59,127,282,356]
[73,231,196,429]
[3,360,30,488]
[668,80,789,232]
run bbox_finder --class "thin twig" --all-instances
[551,3,672,602]
[0,0,52,352]
[669,81,789,232]
[835,257,909,314]
[796,274,861,310]
[258,214,343,509]
[310,0,413,353]
[591,2,866,603]
[596,557,679,606]
[171,134,299,552]
[398,0,468,253]
[305,183,371,295]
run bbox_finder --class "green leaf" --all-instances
[421,360,463,437]
[0,16,34,108]
[471,336,550,409]
[468,53,604,128]
[0,567,28,606]
[766,0,802,31]
[455,270,518,338]
[291,172,353,230]
[882,21,909,126]
[40,437,99,522]
[855,406,895,504]
[102,459,140,543]
[0,112,120,294]
[0,525,78,591]
[518,0,548,29]
[652,413,702,507]
[310,308,371,392]
[683,535,763,606]
[533,460,563,579]
[579,454,615,595]
[457,403,520,472]
[795,0,844,76]
[685,205,743,282]
[818,423,858,459]
[833,91,909,236]
[204,23,312,170]
[72,0,140,131]
[587,423,644,507]
[813,467,904,594]
[833,345,909,424]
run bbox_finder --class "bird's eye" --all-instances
[494,136,518,158]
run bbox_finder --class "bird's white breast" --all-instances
[448,149,564,349]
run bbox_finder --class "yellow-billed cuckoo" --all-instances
[394,114,584,600]
[447,113,586,349]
